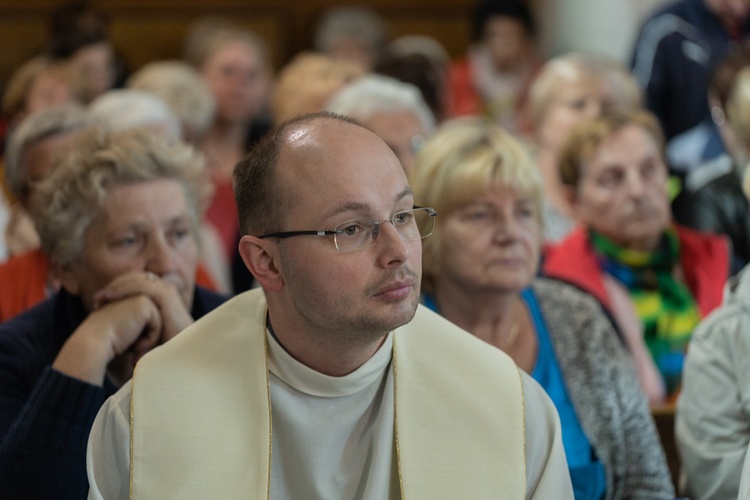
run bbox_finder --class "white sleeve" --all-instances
[740,447,750,500]
[86,383,133,500]
[676,309,750,500]
[521,371,573,499]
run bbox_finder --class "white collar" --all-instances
[267,329,393,398]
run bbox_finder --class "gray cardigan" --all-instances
[531,277,675,500]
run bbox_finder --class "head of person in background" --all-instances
[272,52,364,125]
[409,116,675,498]
[727,67,750,166]
[374,35,450,123]
[705,0,750,31]
[667,43,750,176]
[88,89,182,140]
[184,23,272,138]
[326,74,435,174]
[708,46,750,167]
[313,6,389,71]
[471,0,537,74]
[87,88,231,294]
[527,52,642,243]
[4,103,90,257]
[126,60,216,145]
[45,0,120,103]
[544,109,730,402]
[445,0,540,132]
[529,52,642,159]
[32,127,217,376]
[2,56,81,131]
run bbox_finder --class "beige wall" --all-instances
[535,0,674,63]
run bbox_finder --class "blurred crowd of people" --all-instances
[2,0,750,498]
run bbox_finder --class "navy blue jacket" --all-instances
[0,287,227,499]
[631,0,750,140]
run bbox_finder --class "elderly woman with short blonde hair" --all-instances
[411,116,674,499]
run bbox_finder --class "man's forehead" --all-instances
[279,117,390,167]
[275,116,410,213]
[283,116,367,147]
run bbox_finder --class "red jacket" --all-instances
[542,225,729,318]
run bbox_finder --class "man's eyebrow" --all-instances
[323,202,370,221]
[394,187,414,203]
[322,187,415,221]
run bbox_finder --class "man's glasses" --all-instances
[258,206,437,253]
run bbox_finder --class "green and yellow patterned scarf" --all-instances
[590,228,700,395]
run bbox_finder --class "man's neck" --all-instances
[266,308,390,377]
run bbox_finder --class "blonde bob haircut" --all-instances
[31,126,212,267]
[410,117,543,294]
[527,52,642,131]
[558,109,665,189]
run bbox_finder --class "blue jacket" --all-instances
[631,0,750,140]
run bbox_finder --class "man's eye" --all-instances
[393,212,413,225]
[340,224,364,236]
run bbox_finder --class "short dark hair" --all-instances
[46,1,110,58]
[233,111,362,236]
[471,0,536,42]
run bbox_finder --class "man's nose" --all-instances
[375,221,410,265]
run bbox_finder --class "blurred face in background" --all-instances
[483,16,532,72]
[705,0,750,27]
[201,40,270,125]
[24,71,77,117]
[62,178,199,311]
[437,183,541,295]
[536,75,617,154]
[70,41,116,103]
[573,123,671,252]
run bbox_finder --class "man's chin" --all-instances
[385,296,420,330]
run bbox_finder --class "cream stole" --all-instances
[129,288,525,498]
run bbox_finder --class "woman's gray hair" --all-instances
[4,103,91,200]
[326,74,436,133]
[126,60,216,142]
[88,89,182,140]
[31,126,211,266]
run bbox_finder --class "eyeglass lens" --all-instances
[333,208,435,253]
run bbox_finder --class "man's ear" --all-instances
[238,235,284,291]
[52,260,81,296]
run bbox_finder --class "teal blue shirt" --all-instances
[423,290,606,500]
